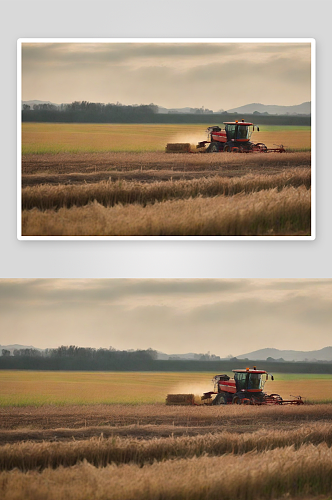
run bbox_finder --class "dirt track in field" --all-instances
[22,151,311,187]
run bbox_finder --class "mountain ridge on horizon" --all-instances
[226,101,311,116]
[236,346,332,362]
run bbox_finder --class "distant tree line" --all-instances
[0,346,158,371]
[22,102,159,124]
[22,101,311,126]
[0,347,331,373]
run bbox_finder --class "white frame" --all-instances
[17,38,316,240]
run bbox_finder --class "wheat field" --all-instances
[1,368,331,499]
[1,444,332,500]
[22,169,310,211]
[21,123,311,236]
[2,423,332,470]
[22,185,311,236]
[1,417,332,499]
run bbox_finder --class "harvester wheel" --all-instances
[255,142,268,153]
[206,142,220,153]
[212,393,228,405]
[269,394,283,404]
[232,394,250,405]
[223,144,231,153]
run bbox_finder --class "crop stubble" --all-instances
[22,151,311,178]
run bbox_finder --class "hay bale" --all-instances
[166,394,195,405]
[165,143,191,153]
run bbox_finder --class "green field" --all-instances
[22,123,311,154]
[0,371,330,406]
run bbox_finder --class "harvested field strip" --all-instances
[0,424,244,445]
[1,444,332,500]
[22,169,311,210]
[22,151,312,176]
[22,170,224,188]
[22,186,311,236]
[24,167,312,188]
[2,404,332,431]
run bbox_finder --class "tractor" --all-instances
[165,120,285,153]
[166,367,304,406]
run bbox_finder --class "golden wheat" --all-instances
[22,169,311,210]
[1,423,332,471]
[22,186,311,236]
[0,444,331,500]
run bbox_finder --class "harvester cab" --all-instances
[233,368,268,393]
[209,121,254,143]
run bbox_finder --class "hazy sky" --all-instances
[0,279,330,356]
[21,42,311,111]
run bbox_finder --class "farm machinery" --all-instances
[166,367,304,406]
[165,120,286,154]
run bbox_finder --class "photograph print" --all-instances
[19,39,314,239]
[1,278,332,499]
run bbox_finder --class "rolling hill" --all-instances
[236,346,332,362]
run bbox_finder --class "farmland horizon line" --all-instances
[2,344,332,363]
[21,99,312,116]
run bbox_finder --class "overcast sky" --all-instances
[0,279,330,356]
[21,42,311,111]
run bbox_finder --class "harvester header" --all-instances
[166,121,285,154]
[166,368,304,406]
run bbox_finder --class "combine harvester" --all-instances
[166,367,304,406]
[166,120,286,154]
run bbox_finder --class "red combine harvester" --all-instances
[165,120,285,154]
[166,368,304,406]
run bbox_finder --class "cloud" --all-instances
[264,279,332,290]
[21,42,312,109]
[0,279,330,354]
[22,43,246,68]
[22,42,310,68]
[0,278,249,308]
